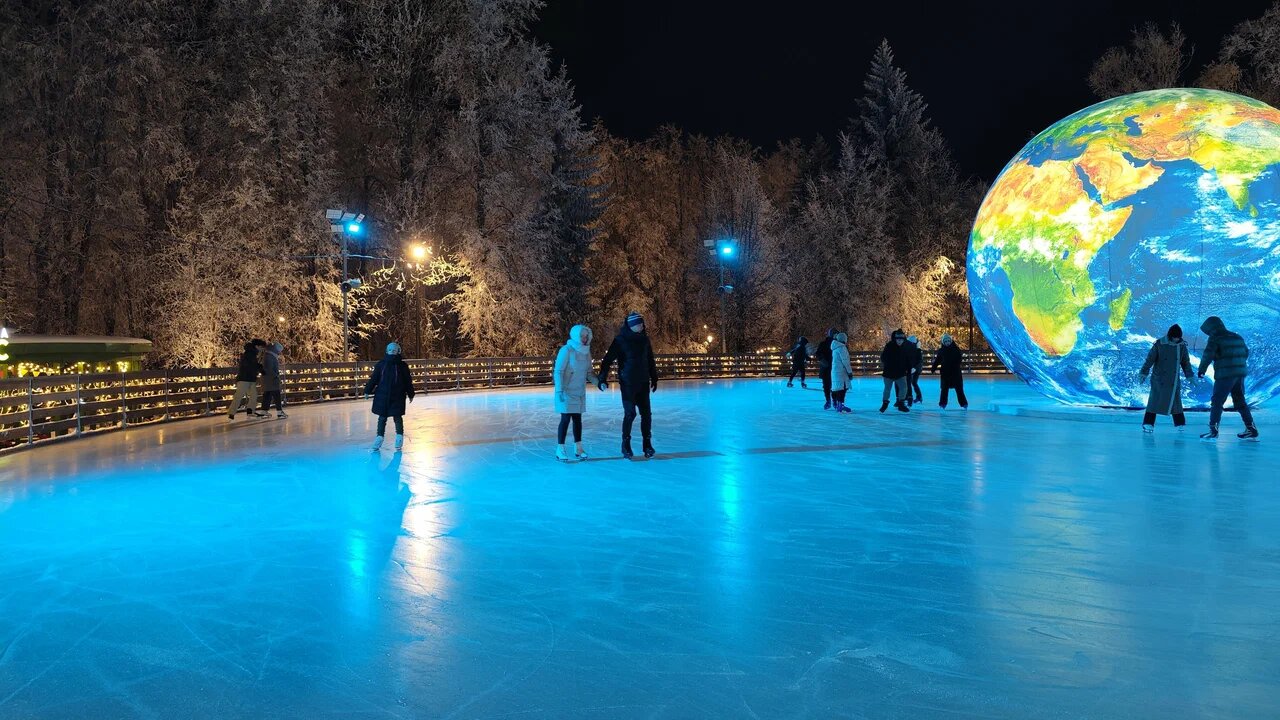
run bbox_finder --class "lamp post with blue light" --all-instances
[707,238,737,354]
[326,209,366,362]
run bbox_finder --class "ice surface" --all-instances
[0,377,1277,719]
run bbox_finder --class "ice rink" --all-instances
[0,376,1277,719]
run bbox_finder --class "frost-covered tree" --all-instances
[1198,3,1280,107]
[1088,23,1192,100]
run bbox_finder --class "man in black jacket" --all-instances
[815,328,835,409]
[228,338,267,420]
[879,329,910,413]
[598,311,659,459]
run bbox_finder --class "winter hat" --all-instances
[907,335,918,344]
[941,333,953,344]
[251,338,267,347]
[1167,324,1183,340]
[826,327,835,338]
[272,342,283,353]
[386,342,402,356]
[626,312,645,329]
[892,329,906,341]
[835,332,848,343]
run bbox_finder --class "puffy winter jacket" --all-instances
[599,322,658,391]
[815,336,834,370]
[364,357,416,417]
[554,325,598,414]
[236,342,262,382]
[880,340,911,379]
[830,339,853,391]
[1197,316,1249,379]
[932,343,964,382]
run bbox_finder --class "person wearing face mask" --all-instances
[879,329,911,413]
[363,342,417,451]
[598,312,660,459]
[554,324,603,462]
[931,334,968,409]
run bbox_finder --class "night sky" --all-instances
[536,0,1277,181]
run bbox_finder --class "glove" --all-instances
[408,396,414,403]
[1137,372,1147,383]
[650,379,658,393]
[557,392,565,404]
[1197,372,1205,379]
[597,380,607,392]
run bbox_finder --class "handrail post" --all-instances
[26,377,34,446]
[162,370,170,421]
[75,374,82,437]
[120,372,128,428]
[455,359,461,390]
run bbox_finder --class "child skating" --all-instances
[363,342,417,451]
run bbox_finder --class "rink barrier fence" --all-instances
[0,352,1008,451]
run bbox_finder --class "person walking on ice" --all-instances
[598,311,659,459]
[816,328,835,409]
[260,342,288,418]
[1138,324,1193,432]
[786,335,810,388]
[363,342,417,451]
[879,329,911,413]
[830,332,853,413]
[932,334,968,409]
[905,334,924,406]
[228,338,267,420]
[554,324,602,462]
[1196,316,1259,441]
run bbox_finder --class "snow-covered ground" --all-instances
[0,377,1276,719]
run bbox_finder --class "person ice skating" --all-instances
[260,342,287,418]
[815,328,835,409]
[786,335,810,388]
[932,334,968,409]
[363,342,417,451]
[1138,324,1193,432]
[228,338,267,419]
[598,311,659,459]
[905,335,924,406]
[830,332,854,413]
[554,324,602,462]
[1196,316,1258,441]
[879,329,911,413]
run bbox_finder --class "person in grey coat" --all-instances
[259,342,287,418]
[829,332,854,413]
[553,324,602,462]
[1138,324,1192,432]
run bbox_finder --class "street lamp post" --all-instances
[326,209,365,362]
[711,239,737,355]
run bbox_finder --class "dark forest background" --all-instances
[3,0,1280,365]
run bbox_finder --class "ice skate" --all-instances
[1200,425,1219,441]
[277,411,288,419]
[879,401,889,413]
[371,436,384,451]
[895,402,910,413]
[555,444,572,462]
[574,442,589,460]
[642,438,656,458]
[786,381,794,388]
[1238,426,1260,441]
[1142,424,1154,434]
[227,413,236,421]
[621,437,634,459]
[394,434,404,450]
[801,381,808,388]
[837,403,852,414]
[823,400,832,410]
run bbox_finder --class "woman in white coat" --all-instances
[830,332,853,413]
[554,324,602,461]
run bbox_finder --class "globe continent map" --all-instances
[968,88,1280,407]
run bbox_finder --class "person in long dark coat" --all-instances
[598,311,659,459]
[228,338,267,419]
[363,342,417,450]
[1138,324,1194,431]
[931,334,968,409]
[879,329,910,413]
[786,335,810,388]
[815,328,835,409]
[259,342,287,418]
[905,334,924,406]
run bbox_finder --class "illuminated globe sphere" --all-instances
[969,88,1280,407]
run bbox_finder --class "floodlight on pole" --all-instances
[712,237,738,354]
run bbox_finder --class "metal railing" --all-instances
[0,352,1007,451]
